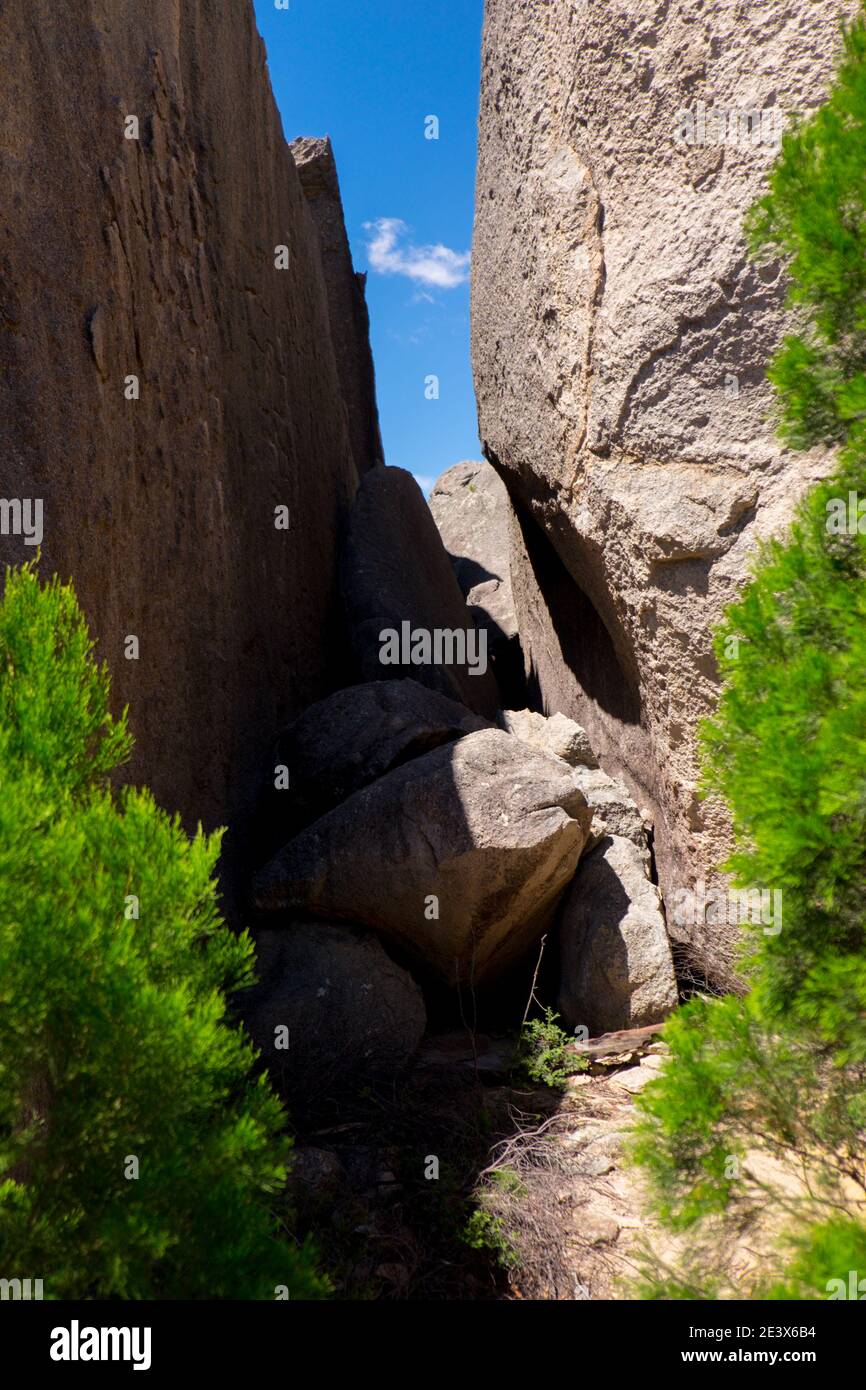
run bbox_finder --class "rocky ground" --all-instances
[284,1026,670,1301]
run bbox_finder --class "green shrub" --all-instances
[460,1206,519,1271]
[746,11,866,451]
[632,8,866,1299]
[514,1008,587,1089]
[0,563,325,1299]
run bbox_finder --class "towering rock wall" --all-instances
[291,137,384,476]
[472,0,857,981]
[0,0,370,850]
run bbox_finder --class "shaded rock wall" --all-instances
[290,136,384,477]
[341,466,502,718]
[0,1,368,858]
[472,0,857,982]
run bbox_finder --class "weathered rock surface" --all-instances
[255,679,489,855]
[0,1,367,868]
[341,466,501,717]
[499,708,597,769]
[571,766,649,851]
[499,708,648,850]
[558,835,678,1037]
[254,728,592,984]
[428,460,517,642]
[472,0,858,983]
[243,922,426,1099]
[429,460,525,705]
[290,136,384,476]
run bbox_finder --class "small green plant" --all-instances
[489,1166,527,1197]
[514,1008,588,1089]
[460,1205,519,1270]
[0,563,326,1299]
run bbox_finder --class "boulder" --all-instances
[341,466,502,717]
[571,766,648,851]
[557,835,678,1038]
[255,679,489,855]
[429,459,518,641]
[243,922,426,1102]
[499,708,597,769]
[471,0,858,984]
[429,460,526,704]
[497,708,649,850]
[253,728,592,984]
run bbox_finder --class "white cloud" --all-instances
[412,474,437,497]
[364,218,471,290]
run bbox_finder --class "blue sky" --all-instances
[253,0,485,493]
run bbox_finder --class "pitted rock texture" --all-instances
[0,0,366,862]
[290,136,384,476]
[472,0,857,983]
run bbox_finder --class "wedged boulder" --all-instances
[428,461,524,703]
[557,835,678,1038]
[253,728,592,985]
[243,922,426,1102]
[255,679,489,853]
[499,708,597,769]
[571,766,649,850]
[341,466,501,717]
[498,707,648,849]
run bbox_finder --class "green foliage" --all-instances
[460,1206,518,1270]
[0,564,326,1299]
[747,11,866,450]
[702,465,866,1046]
[762,1216,866,1300]
[514,1008,587,1089]
[632,14,866,1299]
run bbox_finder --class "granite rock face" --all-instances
[0,0,369,864]
[290,136,384,476]
[472,0,857,983]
